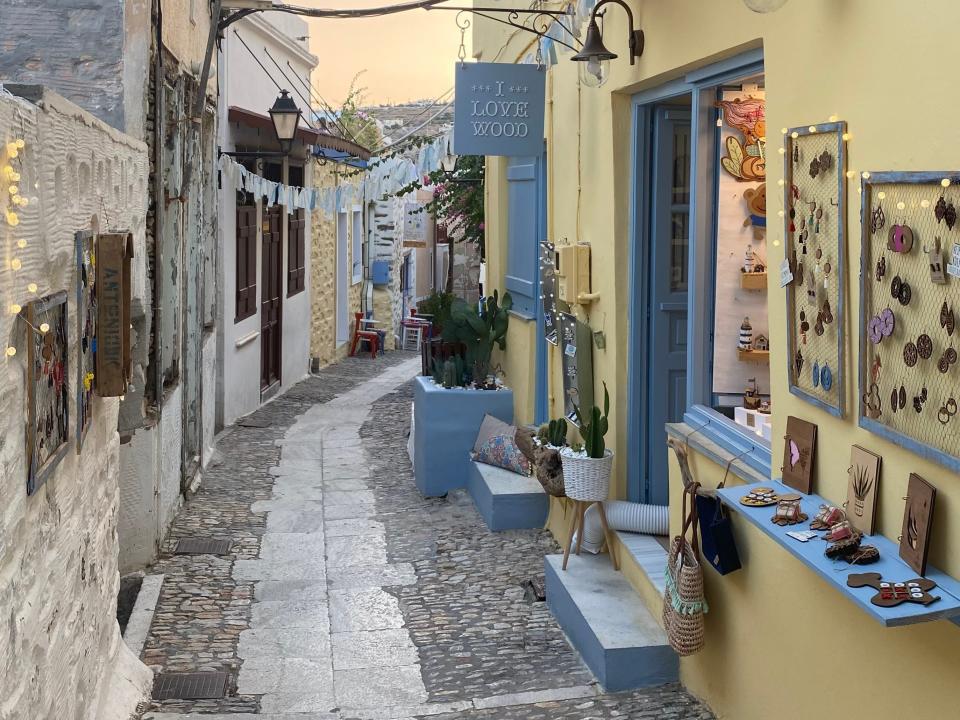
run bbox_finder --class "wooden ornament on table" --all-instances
[739,487,779,507]
[782,416,817,494]
[847,572,939,607]
[899,474,936,576]
[846,445,881,535]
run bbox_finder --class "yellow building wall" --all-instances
[475,1,960,717]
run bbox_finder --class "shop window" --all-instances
[351,206,363,284]
[709,81,772,442]
[287,208,306,296]
[235,205,257,321]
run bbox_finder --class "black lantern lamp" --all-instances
[571,0,644,88]
[269,90,302,154]
[440,151,458,174]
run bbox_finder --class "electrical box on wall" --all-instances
[555,243,593,304]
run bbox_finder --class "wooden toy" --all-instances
[847,572,939,607]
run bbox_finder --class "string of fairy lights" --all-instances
[3,127,48,360]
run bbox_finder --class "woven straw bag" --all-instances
[561,449,613,502]
[662,482,708,656]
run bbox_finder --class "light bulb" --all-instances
[14,196,27,207]
[5,346,16,357]
[780,128,788,135]
[8,185,18,195]
[942,178,951,188]
[17,239,26,248]
[846,170,855,179]
[777,179,785,187]
[773,239,781,247]
[5,143,18,158]
[9,303,21,314]
[777,210,785,217]
[6,211,19,226]
[790,132,799,139]
[10,258,21,270]
[778,148,786,155]
[39,322,49,333]
[921,199,931,209]
[578,56,609,88]
[829,115,838,122]
[14,139,24,149]
[896,201,906,210]
[27,283,38,293]
[3,166,20,182]
[878,191,886,200]
[861,171,871,179]
[808,126,817,133]
[842,133,851,142]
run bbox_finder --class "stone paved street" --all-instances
[140,354,713,720]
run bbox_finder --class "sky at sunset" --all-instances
[307,2,469,106]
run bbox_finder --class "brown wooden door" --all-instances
[261,206,283,391]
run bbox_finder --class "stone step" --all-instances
[467,461,548,531]
[545,553,678,691]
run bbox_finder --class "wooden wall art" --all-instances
[846,445,881,534]
[24,292,70,495]
[75,231,96,452]
[95,233,133,397]
[782,415,817,494]
[859,172,960,472]
[783,122,848,416]
[899,473,936,576]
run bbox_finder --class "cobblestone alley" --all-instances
[138,354,713,720]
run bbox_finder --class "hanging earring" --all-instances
[812,361,820,388]
[891,274,902,300]
[795,348,804,375]
[789,206,796,233]
[871,201,886,235]
[815,204,823,234]
[935,193,947,223]
[947,202,957,230]
[941,301,956,336]
[793,144,799,165]
[898,279,912,306]
[822,298,833,324]
[875,255,886,282]
[820,363,833,391]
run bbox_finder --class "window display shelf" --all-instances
[736,348,769,363]
[716,480,960,627]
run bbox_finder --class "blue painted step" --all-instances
[545,554,678,691]
[467,461,548,531]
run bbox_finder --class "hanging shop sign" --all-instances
[559,311,594,419]
[95,233,133,397]
[540,241,558,345]
[454,62,546,157]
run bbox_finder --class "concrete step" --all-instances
[467,461,548,531]
[545,553,678,691]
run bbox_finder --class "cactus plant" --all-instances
[572,383,610,459]
[441,290,512,387]
[431,355,465,388]
[537,417,568,447]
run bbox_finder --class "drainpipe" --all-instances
[153,0,164,406]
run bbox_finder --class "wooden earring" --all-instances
[871,201,885,234]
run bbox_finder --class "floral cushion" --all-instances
[475,432,531,476]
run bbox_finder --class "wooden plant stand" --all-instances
[562,500,620,571]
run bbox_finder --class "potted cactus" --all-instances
[412,291,515,497]
[560,383,613,502]
[520,417,568,497]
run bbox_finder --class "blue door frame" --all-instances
[626,49,766,503]
[534,149,549,424]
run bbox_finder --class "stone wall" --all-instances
[0,88,151,720]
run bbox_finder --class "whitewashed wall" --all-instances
[0,89,151,720]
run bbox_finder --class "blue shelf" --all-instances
[716,480,960,627]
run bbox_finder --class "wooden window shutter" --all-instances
[236,206,257,321]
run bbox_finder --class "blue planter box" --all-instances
[413,375,514,497]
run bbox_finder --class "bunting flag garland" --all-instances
[217,155,319,214]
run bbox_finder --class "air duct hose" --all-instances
[573,501,669,554]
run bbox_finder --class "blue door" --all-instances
[506,151,549,424]
[645,107,691,504]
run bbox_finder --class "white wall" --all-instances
[0,89,151,720]
[217,14,317,426]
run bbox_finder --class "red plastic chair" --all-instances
[349,312,380,359]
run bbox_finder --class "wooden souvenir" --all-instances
[95,233,134,397]
[887,224,915,253]
[847,572,939,607]
[739,487,779,507]
[809,504,845,531]
[24,292,71,495]
[825,534,862,559]
[846,445,881,535]
[844,545,880,565]
[899,473,936,576]
[782,416,817,494]
[771,497,808,526]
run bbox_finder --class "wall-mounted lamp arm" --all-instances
[591,0,644,64]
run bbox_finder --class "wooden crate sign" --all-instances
[95,233,133,396]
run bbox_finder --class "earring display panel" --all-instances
[24,291,70,496]
[76,232,96,452]
[859,172,960,472]
[784,122,847,417]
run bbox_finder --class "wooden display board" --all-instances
[75,231,96,451]
[24,292,70,495]
[783,121,848,417]
[858,172,960,472]
[95,233,133,397]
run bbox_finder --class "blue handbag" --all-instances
[695,493,741,575]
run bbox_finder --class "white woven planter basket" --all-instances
[561,449,614,502]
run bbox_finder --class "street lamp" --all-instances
[269,90,302,154]
[570,0,644,88]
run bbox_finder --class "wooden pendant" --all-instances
[846,446,881,535]
[847,572,939,607]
